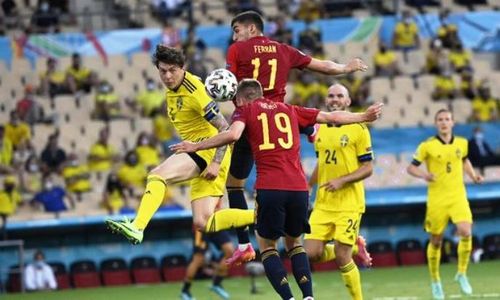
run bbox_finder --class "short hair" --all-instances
[152,44,185,68]
[236,79,263,100]
[434,108,453,121]
[231,11,264,32]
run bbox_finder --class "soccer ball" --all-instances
[205,68,238,102]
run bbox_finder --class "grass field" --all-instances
[3,260,500,300]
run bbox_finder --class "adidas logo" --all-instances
[280,277,288,285]
[299,276,309,284]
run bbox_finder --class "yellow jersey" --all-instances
[117,163,147,188]
[153,114,176,142]
[88,143,116,171]
[314,123,373,213]
[5,122,31,148]
[472,98,497,122]
[412,135,468,206]
[393,22,418,47]
[165,71,219,142]
[62,164,91,193]
[0,190,22,215]
[0,137,13,166]
[66,66,91,83]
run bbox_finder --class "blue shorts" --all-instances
[229,134,254,180]
[193,230,231,253]
[255,189,310,240]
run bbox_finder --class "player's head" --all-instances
[325,83,351,112]
[235,79,263,106]
[153,44,186,90]
[434,108,454,135]
[231,11,264,42]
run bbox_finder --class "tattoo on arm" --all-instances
[208,113,230,163]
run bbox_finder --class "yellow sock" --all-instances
[352,243,359,255]
[205,209,254,233]
[340,260,363,300]
[427,243,441,281]
[318,244,336,262]
[457,236,472,274]
[132,175,167,230]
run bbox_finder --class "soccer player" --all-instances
[105,45,254,244]
[225,10,369,265]
[304,84,374,300]
[171,79,383,300]
[181,229,234,300]
[406,109,483,300]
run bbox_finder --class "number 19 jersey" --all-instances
[226,36,312,102]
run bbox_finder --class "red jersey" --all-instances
[226,36,312,102]
[232,98,319,191]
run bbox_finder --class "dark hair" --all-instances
[434,108,453,121]
[231,11,264,32]
[152,44,185,68]
[236,79,263,100]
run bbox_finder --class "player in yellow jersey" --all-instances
[304,84,373,300]
[106,45,254,244]
[407,109,483,300]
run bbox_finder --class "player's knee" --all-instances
[457,227,471,238]
[193,215,209,232]
[304,245,322,262]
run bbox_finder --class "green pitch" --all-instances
[4,260,500,300]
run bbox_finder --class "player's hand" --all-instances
[345,58,368,73]
[424,173,435,182]
[169,141,198,153]
[473,174,484,184]
[363,102,384,122]
[320,178,345,192]
[202,162,220,180]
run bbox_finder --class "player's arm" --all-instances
[308,162,318,189]
[207,112,230,164]
[463,158,483,184]
[321,161,373,192]
[406,160,434,182]
[306,57,368,75]
[316,102,383,124]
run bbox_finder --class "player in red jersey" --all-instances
[225,11,370,265]
[171,79,383,300]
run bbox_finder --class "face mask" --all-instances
[475,132,484,140]
[147,83,155,91]
[70,160,79,166]
[41,3,49,11]
[100,85,111,93]
[140,138,149,145]
[44,182,54,190]
[404,17,412,24]
[128,157,138,165]
[29,164,39,172]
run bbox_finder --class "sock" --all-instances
[288,246,313,299]
[352,242,359,255]
[227,187,250,244]
[182,281,191,294]
[318,244,336,262]
[213,275,223,287]
[133,175,167,230]
[427,243,441,282]
[261,249,294,300]
[340,260,363,300]
[204,209,254,233]
[457,236,472,274]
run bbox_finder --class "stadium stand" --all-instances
[100,258,132,286]
[70,260,101,288]
[130,256,162,284]
[368,241,399,268]
[161,254,187,282]
[48,261,71,289]
[396,239,426,266]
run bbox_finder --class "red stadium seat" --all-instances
[70,260,101,288]
[397,239,425,266]
[6,265,22,293]
[161,254,187,282]
[131,256,161,284]
[483,233,500,260]
[368,241,398,268]
[48,262,71,289]
[279,250,292,273]
[100,258,132,286]
[312,261,338,272]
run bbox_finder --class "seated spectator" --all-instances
[468,126,500,175]
[0,176,22,239]
[152,104,179,156]
[297,19,323,55]
[39,57,70,99]
[93,81,122,121]
[117,150,147,198]
[291,72,326,108]
[66,53,97,94]
[160,22,181,48]
[12,139,35,170]
[32,174,74,213]
[62,153,91,201]
[30,0,59,34]
[448,43,471,73]
[88,127,118,172]
[4,110,32,150]
[270,15,293,45]
[40,133,66,175]
[295,0,321,21]
[0,125,14,174]
[437,9,460,49]
[459,69,479,99]
[471,87,498,122]
[24,250,57,291]
[432,69,457,100]
[2,0,19,28]
[102,172,129,214]
[424,39,449,75]
[20,154,43,195]
[128,78,164,117]
[392,10,420,52]
[135,132,160,170]
[16,84,55,126]
[373,44,400,77]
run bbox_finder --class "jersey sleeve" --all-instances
[226,43,238,74]
[356,124,373,162]
[231,105,248,124]
[292,105,320,127]
[285,44,312,69]
[191,81,220,121]
[462,139,469,159]
[412,142,427,166]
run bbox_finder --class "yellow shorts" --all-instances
[424,200,472,235]
[304,208,362,246]
[190,147,231,201]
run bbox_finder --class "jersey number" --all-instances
[251,58,277,91]
[346,219,358,233]
[446,162,451,173]
[325,150,337,164]
[257,112,293,150]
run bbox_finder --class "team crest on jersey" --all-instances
[340,135,349,147]
[258,102,277,110]
[456,148,462,158]
[176,97,183,111]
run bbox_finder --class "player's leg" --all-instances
[106,153,200,243]
[284,190,313,300]
[304,208,334,263]
[425,206,448,300]
[450,200,473,295]
[255,190,294,300]
[182,231,207,300]
[210,232,233,300]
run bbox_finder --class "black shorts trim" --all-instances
[188,152,207,172]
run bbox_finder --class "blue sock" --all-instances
[289,246,313,298]
[227,187,250,244]
[261,249,294,300]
